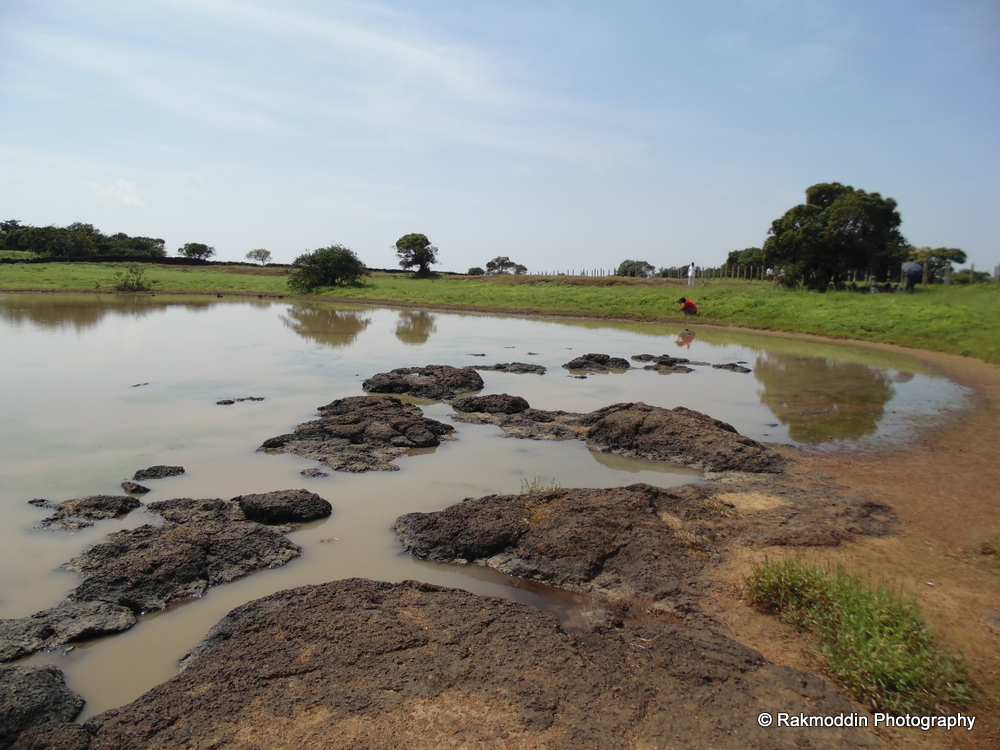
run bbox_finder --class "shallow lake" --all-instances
[0,293,970,718]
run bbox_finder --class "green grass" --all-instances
[744,559,972,714]
[2,262,998,364]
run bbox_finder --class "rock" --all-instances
[631,353,706,373]
[584,402,787,473]
[259,396,455,472]
[713,362,753,373]
[34,496,141,529]
[0,665,83,750]
[362,364,484,401]
[300,467,329,478]
[146,498,246,524]
[234,489,332,524]
[471,362,547,375]
[561,353,631,372]
[79,579,878,750]
[450,406,588,440]
[10,723,92,750]
[0,602,136,663]
[64,522,300,613]
[120,481,149,495]
[132,466,184,481]
[452,394,530,414]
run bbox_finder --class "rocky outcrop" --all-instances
[561,353,631,372]
[29,496,141,530]
[0,665,83,750]
[631,353,707,373]
[0,602,135,663]
[76,579,879,750]
[259,395,455,472]
[234,489,332,524]
[131,466,184,481]
[362,364,484,401]
[584,402,787,473]
[452,394,530,414]
[470,362,547,375]
[713,362,753,373]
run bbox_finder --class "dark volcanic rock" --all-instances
[452,394,530,414]
[132,465,184,481]
[584,402,787,473]
[64,522,300,613]
[234,489,332,524]
[0,665,83,750]
[450,405,588,440]
[0,602,135,663]
[362,364,484,401]
[79,579,878,750]
[259,395,455,472]
[119,481,149,495]
[34,496,141,529]
[630,353,706,373]
[146,497,246,524]
[10,723,92,750]
[471,362,547,375]
[561,353,631,372]
[713,362,753,373]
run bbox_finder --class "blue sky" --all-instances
[1,0,997,272]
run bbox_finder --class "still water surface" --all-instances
[0,294,970,718]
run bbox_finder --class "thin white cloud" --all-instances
[90,178,144,207]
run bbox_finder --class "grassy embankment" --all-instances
[1,261,997,364]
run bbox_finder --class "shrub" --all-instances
[111,264,158,292]
[288,245,368,293]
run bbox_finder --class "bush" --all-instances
[467,266,485,276]
[744,559,971,713]
[288,245,368,293]
[111,264,158,292]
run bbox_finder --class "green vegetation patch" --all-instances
[744,558,972,714]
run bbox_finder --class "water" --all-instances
[0,293,970,718]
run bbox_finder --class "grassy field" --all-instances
[2,261,998,364]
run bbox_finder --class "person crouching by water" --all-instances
[678,297,698,316]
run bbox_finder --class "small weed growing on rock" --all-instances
[520,476,561,494]
[975,537,1000,559]
[744,558,972,714]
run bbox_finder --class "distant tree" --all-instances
[907,246,967,283]
[485,256,527,275]
[177,242,215,260]
[288,244,368,293]
[467,266,485,276]
[109,233,166,257]
[246,248,272,265]
[951,268,990,284]
[763,182,908,291]
[394,233,439,277]
[725,247,765,267]
[616,259,655,277]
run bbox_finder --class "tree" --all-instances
[246,248,272,265]
[178,242,215,260]
[725,247,764,267]
[485,256,527,275]
[616,260,655,278]
[907,246,967,283]
[467,267,485,275]
[763,182,908,291]
[288,244,368,293]
[394,233,438,277]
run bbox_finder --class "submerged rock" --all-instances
[561,353,632,372]
[471,362,547,375]
[32,495,141,530]
[0,665,84,750]
[713,362,753,373]
[259,395,455,472]
[132,465,185,481]
[78,579,879,750]
[120,481,150,495]
[362,364,484,401]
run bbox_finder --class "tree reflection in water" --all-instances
[281,306,371,347]
[395,310,437,345]
[754,353,895,443]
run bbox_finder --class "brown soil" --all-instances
[705,344,1000,750]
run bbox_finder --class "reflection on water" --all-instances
[395,310,437,345]
[754,353,896,442]
[281,304,371,347]
[0,293,971,719]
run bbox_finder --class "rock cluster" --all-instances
[561,352,632,372]
[362,364,484,401]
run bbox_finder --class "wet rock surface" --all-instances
[131,465,184,481]
[0,665,84,750]
[259,395,456,472]
[362,364,484,401]
[29,496,142,530]
[452,393,530,414]
[562,352,632,372]
[0,602,135,663]
[234,489,332,524]
[119,481,149,495]
[713,362,753,373]
[585,402,787,473]
[470,362,547,375]
[631,353,707,373]
[74,578,878,750]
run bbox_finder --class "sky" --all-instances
[1,0,998,273]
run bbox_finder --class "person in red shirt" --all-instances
[677,297,698,316]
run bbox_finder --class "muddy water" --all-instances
[0,294,970,719]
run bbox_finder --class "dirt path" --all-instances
[706,344,1000,749]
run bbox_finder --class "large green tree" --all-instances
[763,183,908,290]
[288,244,368,293]
[616,259,655,277]
[907,246,967,283]
[485,256,527,275]
[177,242,215,260]
[394,233,438,277]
